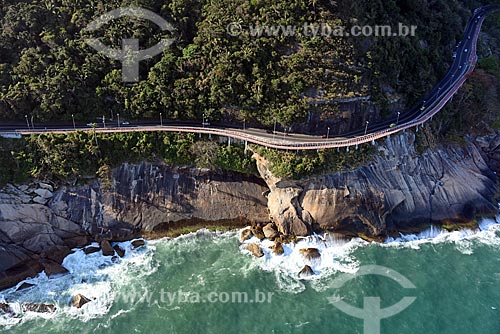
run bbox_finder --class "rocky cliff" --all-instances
[255,132,499,239]
[0,163,269,290]
[2,131,500,290]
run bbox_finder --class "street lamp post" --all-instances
[160,112,163,127]
[243,119,246,131]
[117,113,120,128]
[31,116,34,130]
[364,121,369,135]
[396,112,401,125]
[25,115,29,129]
[202,114,206,128]
[72,114,76,130]
[273,119,277,141]
[103,115,106,128]
[327,127,330,139]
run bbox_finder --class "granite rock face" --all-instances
[46,164,270,239]
[100,164,270,233]
[256,132,498,238]
[1,131,499,290]
[0,166,269,290]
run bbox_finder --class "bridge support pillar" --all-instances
[355,144,359,150]
[228,137,231,147]
[244,140,248,153]
[416,126,419,133]
[372,140,375,145]
[209,133,212,139]
[346,147,350,153]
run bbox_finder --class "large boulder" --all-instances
[0,244,44,291]
[272,241,284,255]
[41,260,69,277]
[0,303,13,315]
[0,262,44,291]
[22,303,56,313]
[33,196,48,205]
[240,229,253,241]
[43,246,73,264]
[84,246,101,255]
[250,226,265,240]
[100,163,270,232]
[72,294,91,308]
[131,239,146,249]
[263,223,279,240]
[34,188,53,199]
[299,248,321,261]
[113,245,125,258]
[100,240,114,256]
[246,244,264,258]
[0,204,86,254]
[38,183,54,192]
[298,265,314,278]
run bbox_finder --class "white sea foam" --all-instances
[239,231,365,284]
[239,216,500,282]
[382,216,500,253]
[3,217,500,329]
[0,239,156,329]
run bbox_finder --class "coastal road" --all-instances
[0,6,497,151]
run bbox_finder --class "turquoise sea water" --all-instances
[1,219,500,334]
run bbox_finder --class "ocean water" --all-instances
[1,218,500,334]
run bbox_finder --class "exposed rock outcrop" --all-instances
[100,240,115,257]
[2,131,500,291]
[22,303,56,313]
[99,164,269,234]
[255,132,498,238]
[298,265,314,278]
[113,245,125,258]
[84,246,101,255]
[131,239,145,249]
[250,225,265,240]
[271,241,284,255]
[0,166,269,290]
[240,229,253,241]
[299,248,321,261]
[72,294,91,308]
[247,244,265,258]
[0,244,44,291]
[0,303,13,315]
[263,223,279,240]
[41,260,69,277]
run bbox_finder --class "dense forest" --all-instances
[1,0,498,130]
[0,132,257,185]
[1,0,500,184]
